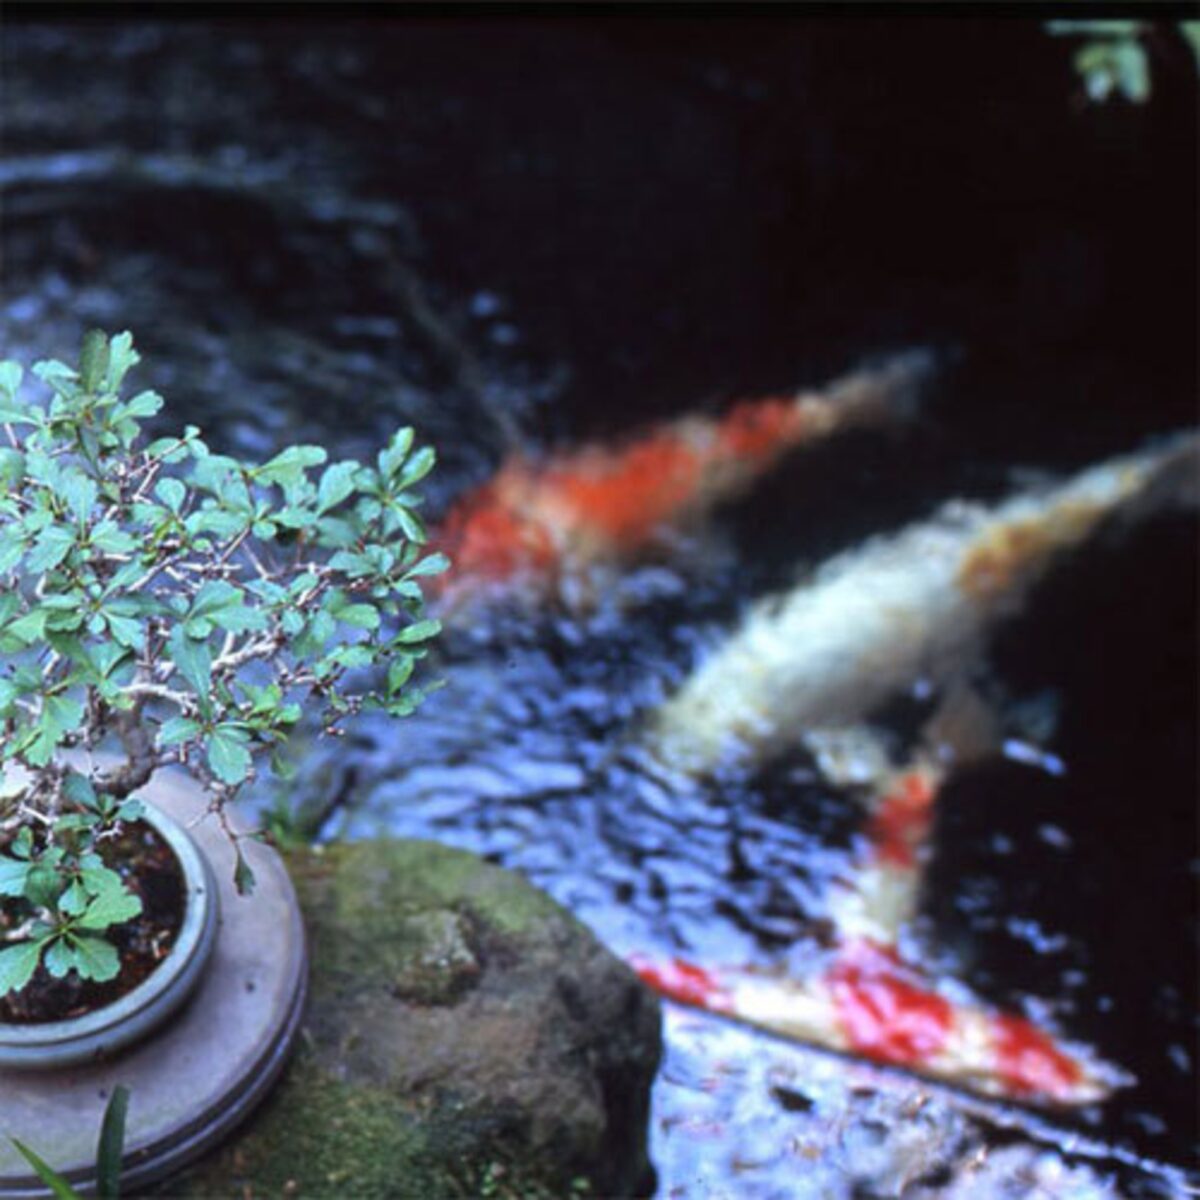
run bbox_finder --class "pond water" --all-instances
[1,18,1196,1197]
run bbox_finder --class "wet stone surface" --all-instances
[164,839,661,1200]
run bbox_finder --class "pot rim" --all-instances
[0,799,219,1061]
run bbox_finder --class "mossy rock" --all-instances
[157,839,661,1199]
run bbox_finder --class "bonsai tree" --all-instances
[0,331,445,1002]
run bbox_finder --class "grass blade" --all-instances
[7,1137,81,1200]
[96,1085,130,1200]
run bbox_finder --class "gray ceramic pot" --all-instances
[0,801,219,1070]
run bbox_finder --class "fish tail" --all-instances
[816,347,940,428]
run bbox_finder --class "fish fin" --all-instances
[829,346,946,427]
[919,676,1006,770]
[1120,428,1200,520]
[802,725,897,789]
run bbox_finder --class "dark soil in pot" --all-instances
[0,820,185,1024]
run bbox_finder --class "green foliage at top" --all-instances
[1046,20,1200,105]
[0,330,446,1002]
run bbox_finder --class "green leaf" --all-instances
[403,552,450,579]
[105,330,140,392]
[103,611,144,650]
[145,435,190,464]
[77,885,143,932]
[317,460,360,514]
[63,472,99,525]
[393,505,428,544]
[25,526,76,573]
[334,603,380,630]
[22,692,85,766]
[85,648,132,686]
[396,618,441,644]
[62,769,98,810]
[378,427,414,480]
[5,606,48,645]
[90,521,139,554]
[314,515,358,549]
[155,476,187,513]
[0,854,31,897]
[328,644,373,668]
[210,605,268,634]
[6,1137,82,1200]
[208,725,252,785]
[396,445,436,489]
[327,550,373,577]
[0,359,23,401]
[0,404,39,427]
[96,1085,131,1200]
[79,863,124,897]
[186,507,244,539]
[79,330,111,393]
[33,359,78,388]
[233,846,257,896]
[56,881,90,923]
[0,940,43,998]
[158,716,201,746]
[190,579,241,618]
[257,444,327,486]
[45,692,85,738]
[0,534,24,574]
[0,447,25,487]
[25,862,65,908]
[167,627,212,697]
[116,799,144,823]
[387,654,416,694]
[54,816,99,842]
[64,934,121,981]
[119,390,163,420]
[273,505,314,530]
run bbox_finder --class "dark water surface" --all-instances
[2,17,1196,1197]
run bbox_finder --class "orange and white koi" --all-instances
[646,432,1199,778]
[629,759,1136,1107]
[634,434,1196,1106]
[630,938,1125,1107]
[825,761,947,947]
[429,352,933,614]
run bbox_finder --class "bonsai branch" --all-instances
[94,706,161,800]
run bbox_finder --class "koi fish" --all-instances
[630,938,1125,1107]
[630,757,1131,1106]
[633,434,1195,1106]
[646,432,1199,778]
[429,351,934,614]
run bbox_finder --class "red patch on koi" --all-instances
[828,940,953,1066]
[545,434,704,547]
[714,396,806,461]
[992,1012,1083,1101]
[432,476,556,586]
[867,772,937,868]
[632,956,733,1013]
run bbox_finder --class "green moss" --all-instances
[152,839,653,1199]
[164,1055,435,1198]
[306,839,568,940]
[166,1051,592,1200]
[286,840,581,1006]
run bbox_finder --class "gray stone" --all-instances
[160,838,662,1199]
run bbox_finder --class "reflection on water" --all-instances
[2,18,1196,1197]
